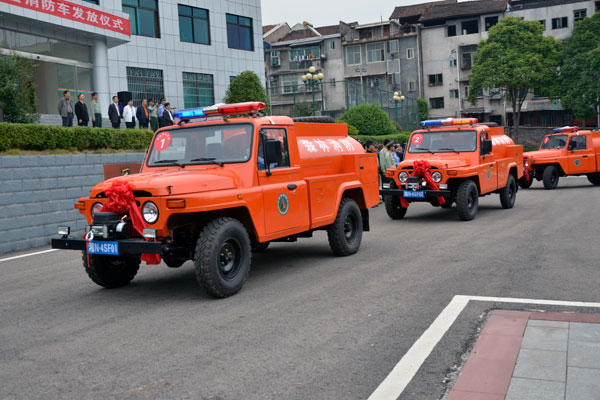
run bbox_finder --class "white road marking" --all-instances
[368,295,600,400]
[0,249,58,263]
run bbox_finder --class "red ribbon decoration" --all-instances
[524,166,531,183]
[101,180,162,265]
[410,160,446,206]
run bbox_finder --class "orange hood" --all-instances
[524,149,563,161]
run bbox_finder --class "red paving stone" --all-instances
[530,311,600,324]
[479,312,530,337]
[447,390,505,400]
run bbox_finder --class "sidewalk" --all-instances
[447,310,600,400]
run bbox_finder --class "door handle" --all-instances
[583,155,589,158]
[490,164,494,167]
[360,166,365,170]
[287,184,297,191]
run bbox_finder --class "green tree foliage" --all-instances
[0,54,39,123]
[417,98,429,121]
[294,102,314,117]
[560,11,600,123]
[224,71,270,113]
[468,17,562,140]
[335,120,359,136]
[339,103,396,135]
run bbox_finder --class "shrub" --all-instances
[0,123,154,152]
[339,104,396,136]
[225,71,270,114]
[336,121,359,136]
[417,98,429,121]
[294,102,314,117]
[352,133,410,145]
[0,54,39,124]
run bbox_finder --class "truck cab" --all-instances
[521,126,600,189]
[381,118,523,221]
[52,102,379,298]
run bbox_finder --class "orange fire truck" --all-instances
[51,102,379,298]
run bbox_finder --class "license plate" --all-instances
[87,241,119,255]
[404,190,425,199]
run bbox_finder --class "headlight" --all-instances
[142,201,159,224]
[525,160,529,167]
[91,202,103,216]
[399,172,409,183]
[432,171,443,183]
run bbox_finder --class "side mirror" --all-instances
[568,143,575,151]
[482,139,493,155]
[264,139,283,165]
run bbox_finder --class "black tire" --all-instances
[384,195,408,219]
[518,176,534,189]
[251,238,270,252]
[194,218,251,298]
[440,200,453,209]
[291,116,335,123]
[500,174,517,209]
[542,166,559,190]
[456,180,479,221]
[587,173,600,186]
[163,255,187,269]
[327,198,363,256]
[82,252,140,289]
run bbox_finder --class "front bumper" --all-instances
[51,238,165,255]
[380,188,452,200]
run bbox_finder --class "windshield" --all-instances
[147,124,253,167]
[408,130,477,153]
[541,135,567,149]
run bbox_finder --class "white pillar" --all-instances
[92,38,110,117]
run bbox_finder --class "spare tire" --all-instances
[292,116,335,123]
[93,211,120,223]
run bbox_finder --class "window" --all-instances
[461,45,477,70]
[461,20,479,35]
[226,13,253,51]
[388,40,399,53]
[448,25,456,37]
[391,73,401,85]
[552,17,568,29]
[329,41,335,50]
[367,42,385,63]
[269,76,279,95]
[430,97,445,109]
[574,9,587,22]
[271,50,280,66]
[258,128,290,170]
[408,81,416,92]
[597,1,600,12]
[83,0,99,4]
[569,135,587,150]
[182,72,214,108]
[450,89,459,99]
[282,74,299,94]
[126,67,164,106]
[428,73,443,86]
[464,85,469,98]
[330,78,336,88]
[289,46,320,69]
[346,45,361,65]
[230,76,237,83]
[539,20,546,30]
[485,16,498,31]
[122,0,160,38]
[406,48,415,59]
[178,5,210,45]
[449,59,457,68]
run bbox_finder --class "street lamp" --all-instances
[301,66,324,115]
[393,91,405,125]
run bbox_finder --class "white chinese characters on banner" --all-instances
[300,138,357,154]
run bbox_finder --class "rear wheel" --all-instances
[519,175,534,189]
[163,255,186,269]
[587,173,600,186]
[194,218,251,298]
[500,174,517,209]
[82,253,140,289]
[384,195,407,219]
[440,200,453,209]
[456,180,479,221]
[327,198,363,256]
[542,166,559,190]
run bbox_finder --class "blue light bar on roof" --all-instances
[553,126,579,133]
[420,119,444,127]
[174,108,206,119]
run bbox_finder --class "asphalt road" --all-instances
[2,177,600,400]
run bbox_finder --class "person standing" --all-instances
[159,103,174,127]
[108,96,121,129]
[364,140,377,153]
[379,139,396,184]
[148,99,159,131]
[158,98,166,119]
[136,98,150,129]
[74,93,89,126]
[123,99,136,129]
[58,90,73,127]
[91,92,102,128]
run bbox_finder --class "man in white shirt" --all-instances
[123,99,137,129]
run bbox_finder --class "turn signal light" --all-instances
[74,202,85,210]
[167,199,186,208]
[447,170,458,176]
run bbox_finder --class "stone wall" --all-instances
[0,153,145,254]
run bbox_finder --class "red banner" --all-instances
[0,0,130,36]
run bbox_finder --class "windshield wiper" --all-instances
[154,159,184,167]
[415,149,434,153]
[190,157,224,167]
[437,148,460,154]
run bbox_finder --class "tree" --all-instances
[468,17,562,141]
[560,11,600,125]
[339,103,397,135]
[417,98,429,121]
[0,54,39,123]
[294,102,314,117]
[224,71,270,113]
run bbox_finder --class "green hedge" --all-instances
[0,123,154,152]
[352,133,410,145]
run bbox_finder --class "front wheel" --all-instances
[542,166,559,190]
[163,255,187,269]
[384,195,408,219]
[82,253,140,288]
[587,173,600,186]
[194,218,251,298]
[327,198,363,256]
[456,180,479,221]
[500,174,517,209]
[519,175,534,189]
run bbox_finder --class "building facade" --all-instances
[0,0,264,119]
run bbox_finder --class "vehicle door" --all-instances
[567,134,595,174]
[258,128,310,236]
[477,131,497,194]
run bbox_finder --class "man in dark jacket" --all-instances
[74,93,89,126]
[108,96,121,129]
[136,98,150,129]
[159,103,174,127]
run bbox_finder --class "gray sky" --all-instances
[260,0,432,27]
